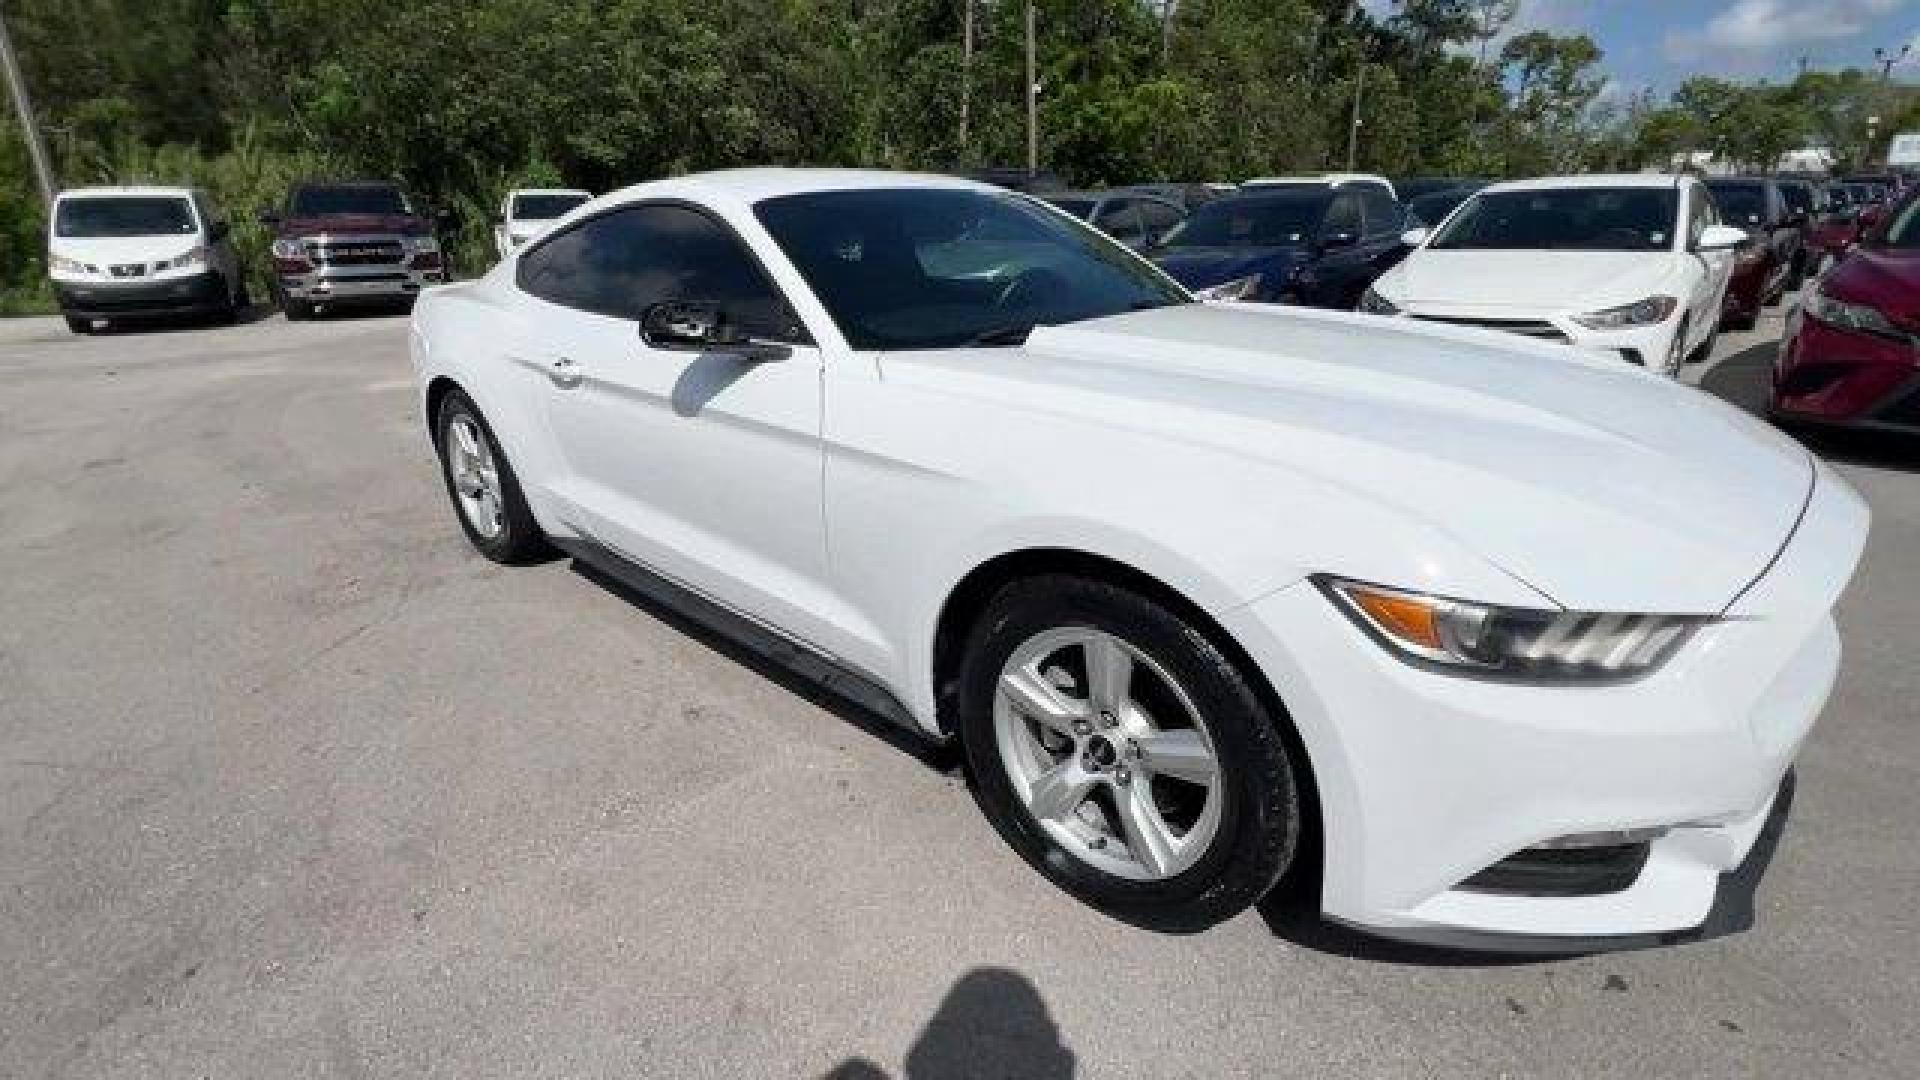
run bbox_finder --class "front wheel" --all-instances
[65,315,92,335]
[433,389,549,564]
[957,575,1302,931]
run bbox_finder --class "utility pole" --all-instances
[0,3,55,209]
[958,0,972,160]
[1346,61,1365,171]
[1025,0,1037,176]
[1160,0,1175,65]
[1872,44,1910,166]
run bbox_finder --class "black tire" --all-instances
[65,315,92,335]
[956,574,1301,932]
[433,388,549,564]
[283,298,313,321]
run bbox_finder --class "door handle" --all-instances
[547,356,583,389]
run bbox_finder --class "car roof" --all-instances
[55,185,195,200]
[602,167,993,208]
[510,187,591,197]
[1482,173,1688,194]
[1243,173,1395,196]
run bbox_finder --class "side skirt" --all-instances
[551,536,947,759]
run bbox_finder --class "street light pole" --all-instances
[1025,0,1037,177]
[0,3,55,209]
[958,0,972,159]
[1871,44,1910,166]
[1346,61,1365,171]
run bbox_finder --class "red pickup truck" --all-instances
[261,181,446,319]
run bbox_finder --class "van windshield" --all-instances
[55,197,196,238]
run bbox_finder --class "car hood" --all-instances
[278,213,428,238]
[47,234,199,265]
[1380,249,1680,314]
[1820,245,1920,325]
[887,303,1811,613]
[1152,246,1304,289]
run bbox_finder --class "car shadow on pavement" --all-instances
[569,558,955,771]
[822,967,1075,1080]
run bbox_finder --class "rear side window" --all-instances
[517,203,799,338]
[54,197,197,238]
[1094,200,1145,243]
[1356,185,1402,235]
[1136,199,1183,236]
[1321,194,1361,238]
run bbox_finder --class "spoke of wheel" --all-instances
[479,491,501,531]
[1116,782,1176,876]
[453,421,481,459]
[1135,728,1216,786]
[1001,665,1085,736]
[1084,635,1132,716]
[1026,759,1096,822]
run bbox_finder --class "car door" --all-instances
[510,201,835,640]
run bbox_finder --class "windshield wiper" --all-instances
[964,322,1036,347]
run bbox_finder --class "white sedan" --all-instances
[410,169,1866,948]
[1361,174,1746,377]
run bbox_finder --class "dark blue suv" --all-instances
[1149,179,1410,308]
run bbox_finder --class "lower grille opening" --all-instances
[1457,842,1651,897]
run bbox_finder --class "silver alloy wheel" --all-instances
[445,414,504,539]
[993,627,1223,882]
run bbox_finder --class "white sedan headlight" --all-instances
[1803,287,1908,342]
[1357,286,1399,315]
[1194,274,1261,302]
[1572,295,1678,330]
[1319,577,1705,683]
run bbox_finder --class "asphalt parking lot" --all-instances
[1,299,1916,1079]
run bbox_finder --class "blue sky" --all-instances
[1366,0,1920,98]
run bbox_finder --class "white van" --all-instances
[493,188,592,258]
[49,186,246,334]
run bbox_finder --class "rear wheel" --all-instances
[433,389,549,564]
[64,315,92,335]
[957,575,1301,931]
[282,298,313,321]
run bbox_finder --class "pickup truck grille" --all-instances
[1412,315,1569,343]
[307,241,405,266]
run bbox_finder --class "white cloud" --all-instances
[1665,0,1903,61]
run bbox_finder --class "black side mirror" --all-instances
[640,301,789,360]
[257,209,281,226]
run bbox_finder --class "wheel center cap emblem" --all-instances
[1083,737,1120,772]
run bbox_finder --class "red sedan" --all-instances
[1774,192,1920,432]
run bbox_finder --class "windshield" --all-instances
[290,185,409,216]
[1876,197,1920,248]
[754,188,1188,350]
[54,197,196,238]
[1429,188,1677,251]
[1045,197,1096,220]
[1159,193,1330,248]
[511,193,589,221]
[1707,185,1767,227]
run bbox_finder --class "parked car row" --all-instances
[49,182,591,333]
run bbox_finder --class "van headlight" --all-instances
[1573,295,1678,330]
[1318,576,1706,683]
[1358,286,1399,315]
[50,254,89,275]
[163,245,206,269]
[1194,274,1261,302]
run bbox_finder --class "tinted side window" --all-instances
[518,204,798,338]
[1094,200,1145,243]
[1136,199,1183,236]
[1321,194,1361,238]
[1687,185,1712,245]
[1357,185,1401,235]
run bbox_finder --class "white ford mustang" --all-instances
[409,168,1867,949]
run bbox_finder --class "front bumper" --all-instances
[1402,307,1678,368]
[1223,462,1867,945]
[54,271,227,320]
[278,265,443,303]
[1773,310,1920,431]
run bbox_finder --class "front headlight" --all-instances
[270,238,307,259]
[1572,295,1678,330]
[163,245,205,269]
[50,254,89,275]
[1318,576,1706,683]
[1357,286,1399,315]
[1803,287,1908,342]
[408,235,440,254]
[1194,274,1261,302]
